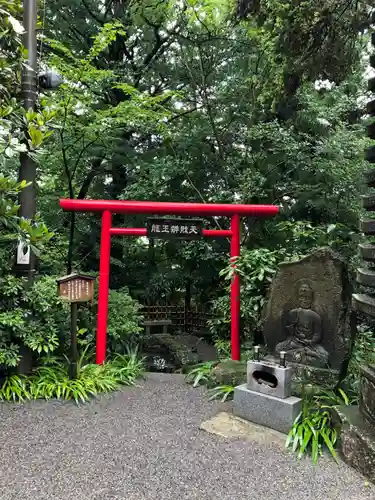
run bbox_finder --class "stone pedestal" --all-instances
[233,384,302,434]
[334,365,375,482]
[233,359,302,434]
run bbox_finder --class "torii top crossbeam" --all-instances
[59,199,279,217]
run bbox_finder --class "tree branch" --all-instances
[71,137,101,179]
[81,0,105,25]
[77,158,104,200]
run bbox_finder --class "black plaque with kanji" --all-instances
[147,218,203,240]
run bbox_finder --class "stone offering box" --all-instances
[246,359,292,399]
[57,273,96,303]
[234,357,301,434]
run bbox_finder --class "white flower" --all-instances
[0,126,9,137]
[8,15,25,34]
[153,356,166,371]
[314,79,335,91]
[73,103,86,116]
[317,117,331,127]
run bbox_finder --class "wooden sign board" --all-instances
[57,273,95,303]
[147,218,203,240]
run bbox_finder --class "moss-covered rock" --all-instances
[213,359,247,385]
[141,334,217,371]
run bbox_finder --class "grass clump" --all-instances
[286,387,353,464]
[0,349,144,404]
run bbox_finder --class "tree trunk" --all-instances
[66,211,75,274]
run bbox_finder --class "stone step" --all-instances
[359,243,375,261]
[365,145,375,163]
[356,268,375,287]
[352,293,375,317]
[368,122,375,140]
[362,194,375,210]
[368,99,375,116]
[364,169,375,187]
[360,218,375,234]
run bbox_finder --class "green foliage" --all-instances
[286,409,338,465]
[0,375,30,402]
[0,0,365,378]
[185,361,217,387]
[211,247,290,339]
[208,384,234,402]
[0,275,68,367]
[38,0,368,322]
[237,0,368,85]
[0,0,57,173]
[185,360,236,402]
[106,288,143,348]
[79,287,143,355]
[286,386,351,464]
[214,339,232,359]
[0,177,55,371]
[0,178,53,255]
[345,325,375,394]
[0,349,144,403]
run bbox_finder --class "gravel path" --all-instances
[0,373,373,500]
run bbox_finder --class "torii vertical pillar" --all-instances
[230,214,241,360]
[96,210,112,364]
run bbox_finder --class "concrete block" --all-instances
[247,360,292,399]
[233,384,302,434]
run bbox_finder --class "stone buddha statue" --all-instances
[275,282,329,368]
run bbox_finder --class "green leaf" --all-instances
[321,429,338,462]
[311,434,319,464]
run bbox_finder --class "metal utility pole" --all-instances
[15,0,38,281]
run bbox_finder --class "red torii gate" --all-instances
[59,199,278,364]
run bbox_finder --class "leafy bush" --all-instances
[0,348,144,404]
[286,386,351,464]
[0,275,69,368]
[80,287,143,354]
[0,176,54,370]
[210,247,290,339]
[106,288,143,350]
